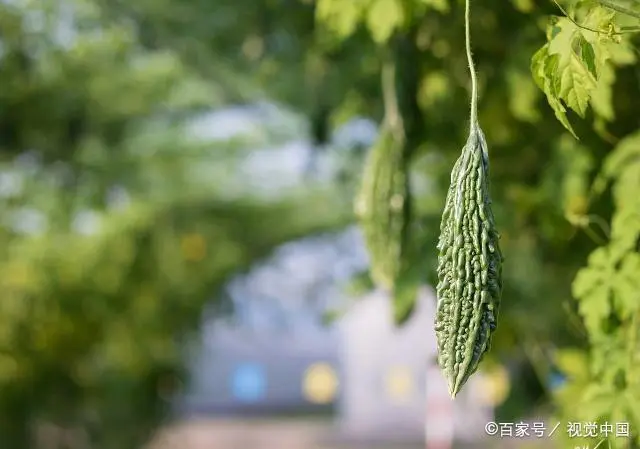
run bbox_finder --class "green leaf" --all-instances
[316,0,369,39]
[608,398,633,439]
[590,331,627,379]
[547,19,598,118]
[578,382,618,421]
[623,389,640,429]
[575,34,598,79]
[572,247,615,335]
[418,71,452,109]
[593,133,640,247]
[532,14,619,134]
[599,130,640,184]
[530,46,578,137]
[418,0,449,12]
[366,0,405,43]
[583,3,616,26]
[592,131,640,205]
[606,37,637,66]
[610,208,640,254]
[555,135,593,215]
[589,62,616,121]
[573,8,629,125]
[579,11,614,77]
[506,66,541,123]
[612,253,640,319]
[554,348,590,380]
[510,0,534,13]
[572,242,640,334]
[530,45,548,90]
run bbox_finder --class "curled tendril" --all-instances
[565,211,611,245]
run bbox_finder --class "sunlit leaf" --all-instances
[366,0,405,43]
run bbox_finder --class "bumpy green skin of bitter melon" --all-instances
[355,127,410,291]
[434,124,503,398]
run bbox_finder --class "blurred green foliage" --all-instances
[0,1,351,447]
[1,0,639,447]
[308,0,640,447]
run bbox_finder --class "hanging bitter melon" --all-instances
[354,126,411,291]
[435,124,503,398]
[433,0,504,399]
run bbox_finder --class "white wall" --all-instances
[336,286,493,443]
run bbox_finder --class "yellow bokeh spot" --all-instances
[564,195,588,217]
[418,72,450,109]
[511,0,534,13]
[386,366,414,403]
[180,233,206,262]
[302,363,338,404]
[477,366,510,406]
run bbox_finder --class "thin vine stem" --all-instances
[562,301,589,338]
[464,0,478,127]
[552,0,607,33]
[598,0,640,20]
[381,52,404,140]
[522,338,553,397]
[551,0,640,35]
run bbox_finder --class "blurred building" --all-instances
[181,229,361,416]
[337,286,493,444]
[181,288,492,445]
[183,323,339,415]
[179,228,492,445]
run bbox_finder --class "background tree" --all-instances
[0,1,351,447]
[1,0,639,447]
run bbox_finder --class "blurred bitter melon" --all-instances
[354,124,411,292]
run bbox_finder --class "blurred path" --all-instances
[147,418,552,449]
[147,418,423,449]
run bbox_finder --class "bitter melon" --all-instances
[434,0,503,398]
[434,124,502,397]
[354,126,411,291]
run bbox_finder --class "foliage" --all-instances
[0,1,351,447]
[312,0,640,446]
[553,130,640,449]
[530,2,640,448]
[2,0,640,447]
[530,2,637,138]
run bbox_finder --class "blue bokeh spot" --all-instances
[231,363,266,402]
[548,372,567,390]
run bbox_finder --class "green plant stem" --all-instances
[381,51,404,138]
[598,0,640,20]
[562,301,589,338]
[583,225,608,245]
[552,0,604,34]
[522,338,552,397]
[464,0,478,127]
[552,0,640,35]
